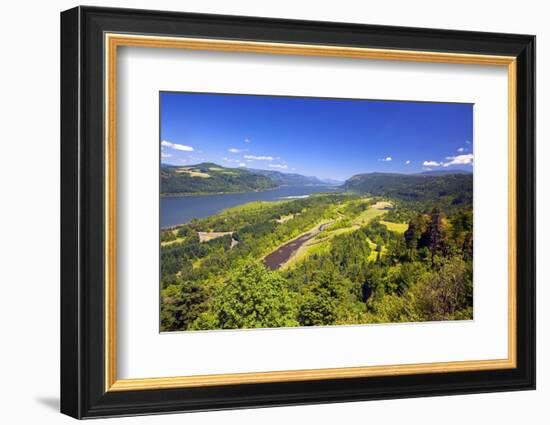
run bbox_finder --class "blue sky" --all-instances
[160,92,473,181]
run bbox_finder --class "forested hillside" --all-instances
[161,163,277,195]
[342,172,472,212]
[161,163,333,195]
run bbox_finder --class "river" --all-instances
[160,185,341,228]
[263,221,333,270]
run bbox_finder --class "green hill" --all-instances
[161,163,277,195]
[342,172,472,209]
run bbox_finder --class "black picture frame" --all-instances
[61,5,536,419]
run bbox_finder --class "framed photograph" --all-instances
[60,6,535,419]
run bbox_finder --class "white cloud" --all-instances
[244,138,251,143]
[228,148,241,153]
[161,152,172,158]
[161,140,194,152]
[465,140,471,145]
[269,163,288,170]
[457,147,465,152]
[381,156,392,162]
[405,160,411,164]
[238,163,247,167]
[442,153,474,167]
[222,157,239,163]
[423,160,441,167]
[172,144,195,151]
[244,154,274,161]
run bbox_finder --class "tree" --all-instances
[160,230,177,242]
[404,213,428,260]
[330,231,371,281]
[421,208,448,262]
[160,280,210,331]
[214,261,298,329]
[297,263,353,326]
[176,225,195,238]
[450,210,473,259]
[404,221,418,251]
[409,257,472,320]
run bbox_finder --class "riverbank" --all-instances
[160,184,339,198]
[263,220,334,270]
[262,200,393,270]
[160,184,342,228]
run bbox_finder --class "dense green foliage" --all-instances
[342,172,472,213]
[160,177,473,331]
[192,262,298,330]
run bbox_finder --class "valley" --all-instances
[160,167,473,331]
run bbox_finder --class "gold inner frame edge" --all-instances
[104,33,518,392]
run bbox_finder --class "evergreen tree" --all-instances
[298,265,352,326]
[160,281,210,331]
[424,208,448,262]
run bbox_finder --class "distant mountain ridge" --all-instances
[161,163,336,195]
[416,169,472,176]
[161,162,472,200]
[248,168,332,186]
[321,177,345,186]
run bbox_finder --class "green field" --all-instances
[281,200,389,269]
[380,220,408,234]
